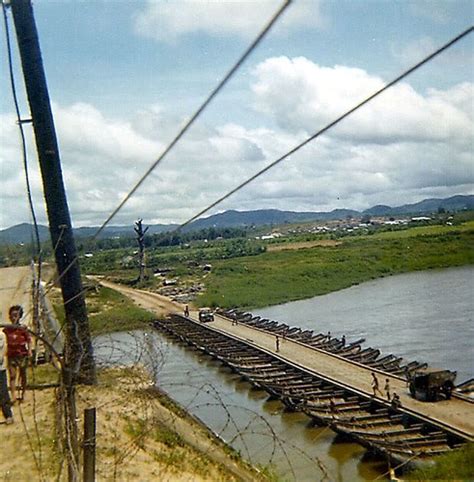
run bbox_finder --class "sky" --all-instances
[0,0,473,229]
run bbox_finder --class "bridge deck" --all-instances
[97,280,474,442]
[192,311,474,441]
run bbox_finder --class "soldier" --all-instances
[384,378,391,401]
[371,372,382,397]
[391,392,402,409]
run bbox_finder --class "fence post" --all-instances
[83,408,96,482]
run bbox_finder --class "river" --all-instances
[256,265,473,382]
[94,266,473,481]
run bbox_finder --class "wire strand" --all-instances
[176,25,474,230]
[2,1,41,257]
[93,0,291,239]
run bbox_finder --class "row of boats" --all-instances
[153,314,466,468]
[218,308,427,376]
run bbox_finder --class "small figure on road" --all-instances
[275,335,280,352]
[4,305,31,402]
[184,305,189,317]
[0,330,13,424]
[384,378,391,401]
[371,372,382,397]
[391,392,402,409]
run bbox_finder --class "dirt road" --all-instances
[0,265,32,327]
[97,278,183,317]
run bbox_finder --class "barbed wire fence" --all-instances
[87,326,334,481]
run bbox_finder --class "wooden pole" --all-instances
[10,0,96,385]
[83,408,97,482]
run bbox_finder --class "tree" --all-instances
[134,219,149,283]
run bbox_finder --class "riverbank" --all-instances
[0,365,268,481]
[199,224,474,308]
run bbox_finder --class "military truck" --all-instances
[408,369,456,402]
[198,308,214,323]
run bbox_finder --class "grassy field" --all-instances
[198,225,474,309]
[52,285,156,336]
[405,443,474,480]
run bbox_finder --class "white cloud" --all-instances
[251,56,473,145]
[391,36,437,67]
[133,1,324,42]
[1,56,472,230]
[409,1,452,24]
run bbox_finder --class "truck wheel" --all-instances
[443,383,453,400]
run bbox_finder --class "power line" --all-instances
[2,0,44,337]
[2,1,41,256]
[93,0,291,239]
[176,25,474,230]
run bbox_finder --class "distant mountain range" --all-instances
[1,194,472,245]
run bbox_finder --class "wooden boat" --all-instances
[347,347,381,362]
[281,327,299,336]
[272,324,290,334]
[336,422,424,440]
[304,334,326,346]
[394,361,428,376]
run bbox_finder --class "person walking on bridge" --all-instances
[371,372,382,397]
[384,378,391,401]
[275,335,280,352]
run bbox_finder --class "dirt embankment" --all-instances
[0,367,265,481]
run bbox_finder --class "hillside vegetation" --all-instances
[198,223,474,309]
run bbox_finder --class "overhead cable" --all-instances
[2,1,41,256]
[94,0,292,239]
[177,25,474,230]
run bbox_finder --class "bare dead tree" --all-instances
[134,219,149,284]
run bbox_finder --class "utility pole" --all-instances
[134,219,149,283]
[10,0,96,385]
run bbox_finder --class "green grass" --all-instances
[127,418,185,449]
[28,363,60,385]
[198,227,474,309]
[368,220,474,240]
[87,286,156,335]
[405,443,474,480]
